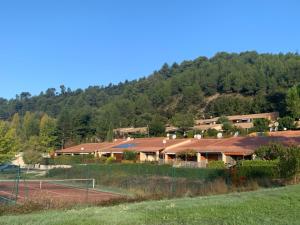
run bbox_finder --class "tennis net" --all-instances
[0,178,95,190]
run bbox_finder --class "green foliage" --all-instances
[286,84,300,118]
[176,150,196,159]
[252,118,270,132]
[205,128,218,137]
[149,119,165,136]
[105,124,114,142]
[237,160,279,178]
[207,161,225,169]
[123,150,137,161]
[22,136,47,153]
[279,146,300,179]
[23,112,39,140]
[222,122,233,133]
[255,144,300,179]
[106,156,116,164]
[255,143,285,160]
[171,113,194,132]
[0,121,20,163]
[48,154,95,165]
[39,114,58,150]
[217,116,229,124]
[278,116,296,130]
[23,150,42,165]
[205,96,253,117]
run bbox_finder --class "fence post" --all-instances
[92,178,95,189]
[14,166,21,204]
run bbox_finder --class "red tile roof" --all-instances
[56,131,300,155]
[99,137,187,153]
[162,133,300,156]
[56,140,126,154]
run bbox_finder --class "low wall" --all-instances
[21,164,72,170]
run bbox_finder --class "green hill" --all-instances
[1,51,300,144]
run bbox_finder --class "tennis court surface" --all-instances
[0,179,122,204]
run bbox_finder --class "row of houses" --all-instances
[55,130,300,167]
[114,112,280,136]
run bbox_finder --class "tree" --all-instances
[278,116,296,130]
[106,124,114,142]
[279,146,300,181]
[123,150,137,161]
[222,122,233,133]
[286,85,300,118]
[23,111,39,140]
[57,109,73,148]
[252,118,270,132]
[171,113,194,133]
[205,128,218,137]
[23,149,42,165]
[39,114,58,150]
[217,116,230,124]
[0,121,20,163]
[255,143,285,160]
[149,119,165,137]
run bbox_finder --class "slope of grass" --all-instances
[0,184,299,225]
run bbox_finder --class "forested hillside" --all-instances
[1,51,300,147]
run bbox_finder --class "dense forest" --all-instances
[1,51,300,154]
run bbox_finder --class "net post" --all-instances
[40,181,42,189]
[92,179,95,189]
[14,165,21,204]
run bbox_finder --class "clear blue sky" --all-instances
[0,0,299,99]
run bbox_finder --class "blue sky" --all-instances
[0,0,299,99]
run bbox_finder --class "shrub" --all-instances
[207,160,225,169]
[236,160,279,179]
[22,150,43,165]
[123,150,137,161]
[252,118,270,132]
[255,143,285,160]
[186,130,195,138]
[205,128,218,137]
[279,146,300,180]
[278,116,296,130]
[49,155,95,165]
[98,156,108,163]
[106,156,116,164]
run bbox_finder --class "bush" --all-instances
[255,143,285,160]
[48,155,95,165]
[205,128,218,137]
[278,116,296,130]
[252,118,270,132]
[98,156,108,163]
[123,151,137,161]
[207,160,225,169]
[23,150,43,165]
[236,160,279,179]
[106,156,116,164]
[279,146,300,180]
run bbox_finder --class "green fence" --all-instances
[46,163,229,198]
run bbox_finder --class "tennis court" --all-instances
[0,179,122,204]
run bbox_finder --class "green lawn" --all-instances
[0,184,299,225]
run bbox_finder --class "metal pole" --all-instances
[14,166,21,204]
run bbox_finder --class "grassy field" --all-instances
[0,183,299,225]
